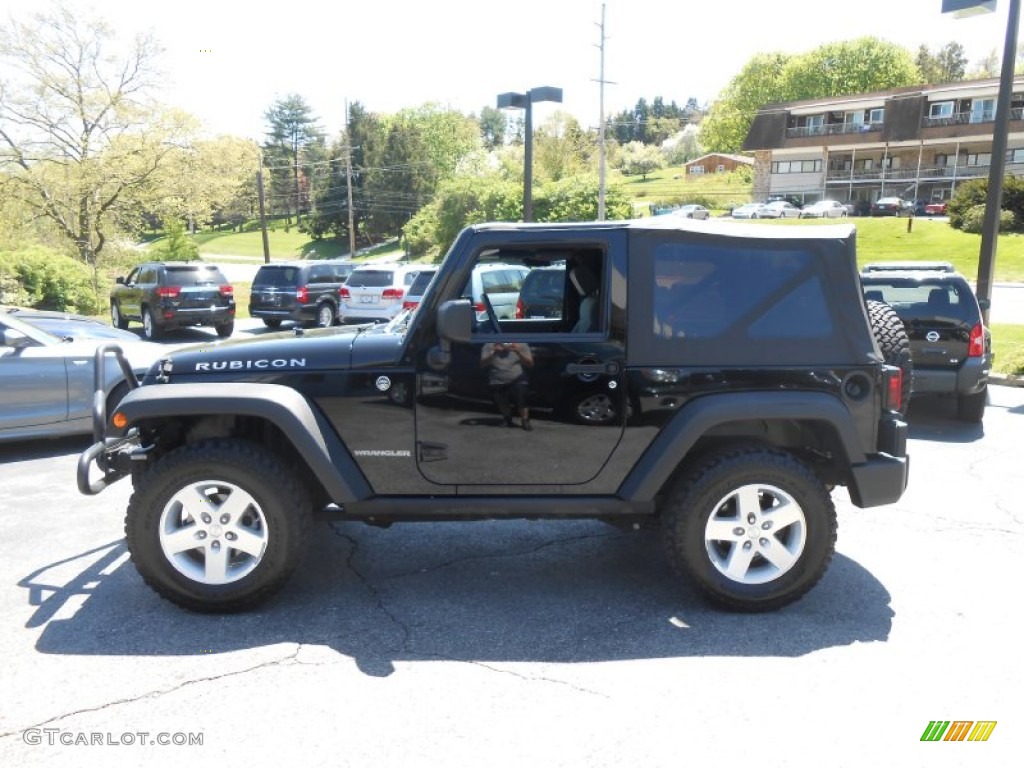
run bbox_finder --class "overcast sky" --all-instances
[1,0,1014,140]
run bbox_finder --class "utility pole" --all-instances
[256,150,271,264]
[345,99,356,258]
[593,4,613,221]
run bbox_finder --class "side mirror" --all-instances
[436,299,473,344]
[116,276,125,284]
[978,298,991,311]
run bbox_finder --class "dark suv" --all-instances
[249,260,354,328]
[860,262,991,422]
[110,262,235,340]
[515,264,566,319]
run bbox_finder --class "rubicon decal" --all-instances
[194,358,307,371]
[920,720,997,742]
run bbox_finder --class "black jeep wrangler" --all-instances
[80,219,909,613]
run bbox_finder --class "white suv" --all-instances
[338,264,427,324]
[465,263,530,320]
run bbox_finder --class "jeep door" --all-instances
[414,232,628,488]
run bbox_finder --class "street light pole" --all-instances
[944,0,1021,325]
[497,87,563,223]
[976,0,1020,325]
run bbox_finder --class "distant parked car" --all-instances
[800,200,848,219]
[673,204,711,220]
[870,197,914,217]
[1,312,164,443]
[860,262,990,422]
[110,261,235,340]
[759,200,802,219]
[843,200,871,217]
[730,203,765,219]
[516,264,566,319]
[401,267,439,312]
[3,307,138,341]
[249,259,354,328]
[339,264,431,324]
[924,200,948,216]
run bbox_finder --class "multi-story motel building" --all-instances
[741,75,1024,210]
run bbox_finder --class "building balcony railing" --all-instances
[785,122,883,139]
[824,165,992,182]
[922,107,1024,128]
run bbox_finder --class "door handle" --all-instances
[566,361,619,375]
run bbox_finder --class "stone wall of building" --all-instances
[752,150,772,201]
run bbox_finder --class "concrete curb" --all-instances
[990,373,1024,388]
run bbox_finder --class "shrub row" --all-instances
[0,246,103,315]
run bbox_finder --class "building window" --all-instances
[1009,148,1024,163]
[929,101,954,118]
[935,153,949,167]
[716,164,725,173]
[844,110,865,126]
[689,166,705,175]
[970,98,995,123]
[805,114,824,134]
[966,153,991,166]
[854,158,874,171]
[869,108,884,124]
[771,160,821,174]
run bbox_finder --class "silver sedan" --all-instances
[1,313,165,443]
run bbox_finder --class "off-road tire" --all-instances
[957,386,987,423]
[125,439,311,612]
[866,298,912,414]
[661,445,837,612]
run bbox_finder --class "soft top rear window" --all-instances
[346,270,395,288]
[164,266,226,286]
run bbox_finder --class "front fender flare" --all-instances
[108,382,371,503]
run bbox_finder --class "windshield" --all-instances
[0,313,63,345]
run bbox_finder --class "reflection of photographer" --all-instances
[481,342,534,430]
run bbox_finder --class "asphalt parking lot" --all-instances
[0,384,1021,767]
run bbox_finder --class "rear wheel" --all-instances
[662,445,837,612]
[125,439,311,612]
[866,299,912,415]
[142,307,161,340]
[215,320,234,338]
[957,386,987,423]
[315,302,336,328]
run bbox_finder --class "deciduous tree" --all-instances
[0,2,189,275]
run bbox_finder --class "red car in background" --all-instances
[924,201,948,216]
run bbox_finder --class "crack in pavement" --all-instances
[0,645,306,739]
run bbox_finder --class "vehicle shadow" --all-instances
[904,397,984,443]
[0,434,91,463]
[21,520,893,677]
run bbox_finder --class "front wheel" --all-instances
[125,439,312,612]
[662,446,837,611]
[111,302,129,330]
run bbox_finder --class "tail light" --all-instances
[339,287,350,299]
[882,366,903,413]
[219,285,234,297]
[382,288,404,301]
[296,286,309,304]
[402,299,419,311]
[475,301,485,314]
[515,297,524,319]
[968,323,985,358]
[156,286,180,298]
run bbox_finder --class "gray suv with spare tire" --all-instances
[81,219,909,614]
